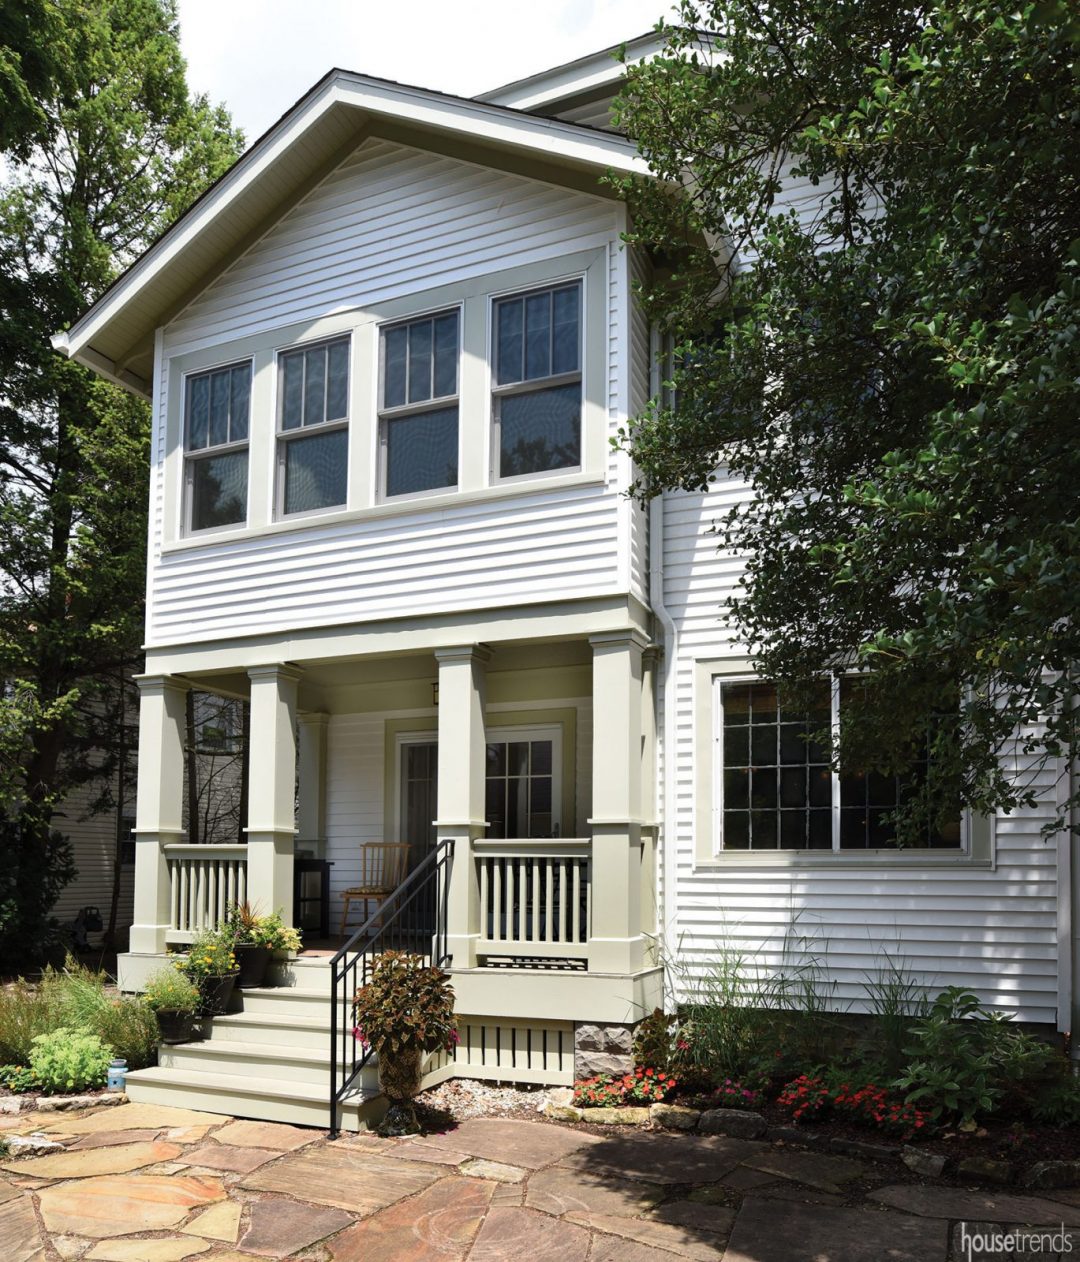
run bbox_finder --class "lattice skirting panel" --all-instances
[429,1017,576,1086]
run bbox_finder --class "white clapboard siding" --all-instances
[51,778,134,941]
[660,480,1062,1023]
[626,246,651,606]
[148,138,632,647]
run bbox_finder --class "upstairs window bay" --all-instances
[277,336,350,515]
[184,361,251,532]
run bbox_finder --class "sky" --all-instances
[176,0,676,144]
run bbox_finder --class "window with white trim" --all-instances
[717,677,962,852]
[484,728,562,839]
[492,281,582,480]
[184,361,251,532]
[378,309,459,499]
[277,336,350,515]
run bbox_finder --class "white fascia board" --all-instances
[477,31,669,111]
[56,73,651,363]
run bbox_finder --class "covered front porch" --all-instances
[122,626,663,1029]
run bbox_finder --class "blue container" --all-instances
[107,1058,127,1092]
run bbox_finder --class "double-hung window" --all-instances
[379,309,460,499]
[184,361,251,532]
[277,337,350,516]
[718,678,961,852]
[492,281,582,480]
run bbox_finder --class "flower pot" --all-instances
[200,971,239,1017]
[156,1009,198,1045]
[376,1045,424,1137]
[235,944,272,989]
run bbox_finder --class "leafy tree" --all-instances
[0,0,243,963]
[614,1,1080,840]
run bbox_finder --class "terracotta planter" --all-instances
[199,971,239,1017]
[156,1009,198,1045]
[235,944,272,989]
[377,1045,424,1137]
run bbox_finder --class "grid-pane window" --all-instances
[277,337,349,515]
[379,311,459,498]
[485,738,556,839]
[718,677,961,852]
[492,282,581,479]
[185,362,251,532]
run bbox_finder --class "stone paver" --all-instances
[565,1211,723,1259]
[328,1175,494,1262]
[392,1140,471,1166]
[469,1206,591,1262]
[458,1158,527,1183]
[744,1148,865,1194]
[181,1143,279,1174]
[416,1119,600,1170]
[211,1121,316,1151]
[237,1197,353,1258]
[651,1199,737,1238]
[180,1199,243,1242]
[50,1104,221,1136]
[70,1129,163,1150]
[241,1143,444,1215]
[0,1175,24,1204]
[525,1166,665,1218]
[560,1131,754,1183]
[725,1197,949,1262]
[38,1173,225,1237]
[1,1140,182,1179]
[85,1239,211,1261]
[872,1184,1080,1226]
[0,1192,45,1262]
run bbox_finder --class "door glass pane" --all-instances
[499,383,581,477]
[531,741,552,774]
[385,406,458,497]
[485,779,506,838]
[284,428,347,514]
[508,742,529,776]
[191,451,247,530]
[505,776,528,837]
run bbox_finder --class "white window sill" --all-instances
[163,469,607,554]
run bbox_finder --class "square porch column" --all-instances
[435,645,491,968]
[588,630,649,974]
[297,711,329,852]
[130,674,189,955]
[245,664,302,920]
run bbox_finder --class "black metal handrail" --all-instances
[328,838,452,1136]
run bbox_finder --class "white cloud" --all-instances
[176,0,673,141]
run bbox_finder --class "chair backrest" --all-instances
[358,842,411,892]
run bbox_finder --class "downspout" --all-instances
[648,324,680,981]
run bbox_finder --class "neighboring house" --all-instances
[51,32,1077,1128]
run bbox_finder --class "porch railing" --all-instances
[164,843,248,943]
[328,838,451,1136]
[475,839,591,962]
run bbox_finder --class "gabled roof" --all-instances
[52,70,653,397]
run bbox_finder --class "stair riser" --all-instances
[206,1019,332,1051]
[231,991,335,1018]
[266,962,335,993]
[124,1076,384,1132]
[159,1045,338,1087]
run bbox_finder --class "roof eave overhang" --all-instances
[54,71,654,386]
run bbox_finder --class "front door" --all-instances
[400,740,438,865]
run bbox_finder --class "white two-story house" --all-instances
[54,32,1076,1129]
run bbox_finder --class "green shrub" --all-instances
[352,951,457,1055]
[1031,1074,1080,1127]
[178,931,237,981]
[632,1009,677,1072]
[142,968,200,1015]
[895,987,1056,1126]
[0,982,51,1063]
[0,1064,41,1093]
[29,1027,111,1094]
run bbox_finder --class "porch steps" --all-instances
[124,967,386,1131]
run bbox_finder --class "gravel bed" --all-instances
[415,1078,551,1121]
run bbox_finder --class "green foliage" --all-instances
[351,951,457,1056]
[572,1067,678,1108]
[224,904,302,952]
[894,987,1055,1125]
[0,819,76,970]
[1031,1074,1080,1127]
[632,1008,677,1072]
[30,1026,111,1094]
[141,967,200,1015]
[861,953,931,1073]
[0,960,156,1068]
[177,931,237,981]
[0,1,244,961]
[614,2,1080,838]
[0,1063,41,1093]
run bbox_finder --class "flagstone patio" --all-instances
[2,1098,1080,1261]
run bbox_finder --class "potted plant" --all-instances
[225,904,303,989]
[352,950,458,1137]
[143,967,201,1044]
[179,929,238,1016]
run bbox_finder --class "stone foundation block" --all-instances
[573,1021,635,1079]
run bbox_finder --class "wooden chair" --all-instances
[339,842,411,936]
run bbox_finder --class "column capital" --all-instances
[298,710,330,728]
[247,663,304,684]
[134,673,190,698]
[588,629,650,653]
[434,644,493,665]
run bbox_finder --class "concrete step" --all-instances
[207,1011,332,1051]
[266,956,335,993]
[124,1065,382,1131]
[158,1038,353,1088]
[230,987,332,1018]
